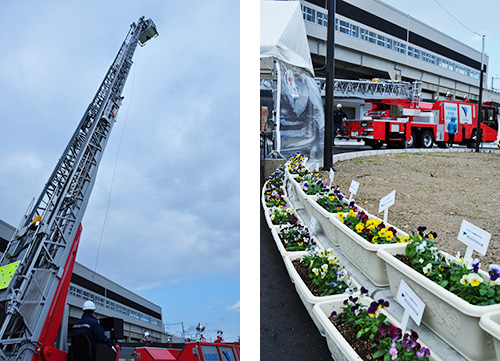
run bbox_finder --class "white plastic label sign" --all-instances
[315,163,319,172]
[348,180,360,202]
[329,168,335,187]
[458,219,491,258]
[378,190,396,213]
[349,180,359,195]
[349,179,359,194]
[397,279,425,333]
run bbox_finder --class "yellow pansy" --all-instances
[378,228,387,237]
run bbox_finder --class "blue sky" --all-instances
[0,0,240,342]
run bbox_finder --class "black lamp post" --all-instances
[323,0,336,170]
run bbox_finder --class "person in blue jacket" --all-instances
[447,116,458,147]
[73,300,115,357]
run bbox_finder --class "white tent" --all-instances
[260,1,314,76]
[260,1,324,165]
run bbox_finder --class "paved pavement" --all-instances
[260,173,332,360]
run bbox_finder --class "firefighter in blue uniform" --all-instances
[73,300,115,358]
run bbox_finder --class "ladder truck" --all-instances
[337,80,499,149]
[0,17,158,361]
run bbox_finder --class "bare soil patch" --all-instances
[327,152,500,270]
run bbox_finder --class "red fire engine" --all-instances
[343,95,499,149]
[134,340,241,361]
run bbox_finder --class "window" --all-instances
[393,41,406,54]
[422,52,435,64]
[408,46,420,59]
[377,34,385,47]
[304,7,315,22]
[350,24,358,37]
[317,12,327,26]
[360,29,376,43]
[339,20,348,34]
[368,31,376,44]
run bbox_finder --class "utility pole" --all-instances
[323,0,336,169]
[475,35,485,152]
[165,321,186,341]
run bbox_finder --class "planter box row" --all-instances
[266,165,500,361]
[285,171,409,287]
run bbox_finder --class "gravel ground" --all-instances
[327,151,500,270]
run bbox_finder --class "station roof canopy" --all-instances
[260,1,315,77]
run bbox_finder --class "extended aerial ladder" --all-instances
[0,17,158,361]
[315,78,422,102]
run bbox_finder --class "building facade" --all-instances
[0,219,181,346]
[298,0,500,110]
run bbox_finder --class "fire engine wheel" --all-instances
[420,131,434,148]
[466,130,477,148]
[406,131,417,148]
[366,140,383,149]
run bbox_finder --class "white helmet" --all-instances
[83,300,96,311]
[336,103,342,108]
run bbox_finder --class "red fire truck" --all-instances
[134,340,241,361]
[343,97,500,149]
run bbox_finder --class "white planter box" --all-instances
[306,195,340,245]
[283,255,361,336]
[289,176,309,200]
[312,297,443,361]
[378,245,500,360]
[480,311,500,361]
[270,227,324,259]
[261,181,289,213]
[306,196,366,246]
[334,214,409,286]
[261,181,300,230]
[263,207,300,230]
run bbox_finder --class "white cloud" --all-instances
[227,301,240,313]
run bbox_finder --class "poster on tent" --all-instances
[277,61,325,165]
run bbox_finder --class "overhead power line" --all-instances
[432,0,482,36]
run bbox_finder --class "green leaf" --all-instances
[372,350,386,359]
